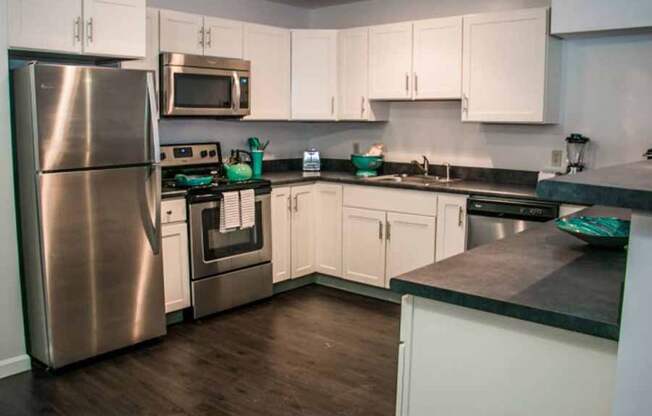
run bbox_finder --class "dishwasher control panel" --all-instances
[467,197,559,222]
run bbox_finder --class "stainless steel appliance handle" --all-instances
[233,71,241,112]
[87,17,93,44]
[378,221,383,240]
[144,165,162,255]
[146,72,160,163]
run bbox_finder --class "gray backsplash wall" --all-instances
[155,0,652,171]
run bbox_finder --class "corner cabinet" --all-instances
[8,0,146,58]
[161,198,191,314]
[435,194,468,262]
[461,7,561,123]
[271,187,292,283]
[243,23,291,120]
[315,183,343,277]
[291,30,338,120]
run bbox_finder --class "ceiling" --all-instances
[265,0,368,9]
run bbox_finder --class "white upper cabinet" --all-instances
[160,9,204,55]
[338,27,388,121]
[291,30,338,120]
[314,183,343,277]
[122,8,159,72]
[385,212,436,282]
[271,187,292,283]
[412,16,463,100]
[462,7,560,124]
[369,22,413,100]
[342,207,387,288]
[203,16,243,59]
[436,194,468,262]
[82,0,145,58]
[243,23,291,120]
[9,0,83,54]
[8,0,145,58]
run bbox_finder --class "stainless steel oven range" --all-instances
[161,143,272,319]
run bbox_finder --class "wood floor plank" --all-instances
[0,285,400,416]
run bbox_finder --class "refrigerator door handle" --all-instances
[146,164,162,256]
[146,72,160,164]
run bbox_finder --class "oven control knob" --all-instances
[200,150,208,158]
[209,150,217,157]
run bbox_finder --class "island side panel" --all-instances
[397,296,617,416]
[614,211,652,415]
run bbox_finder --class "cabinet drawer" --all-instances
[343,185,437,216]
[162,198,186,223]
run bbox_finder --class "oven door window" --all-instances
[174,73,233,109]
[201,201,263,261]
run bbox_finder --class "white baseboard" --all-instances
[0,354,31,379]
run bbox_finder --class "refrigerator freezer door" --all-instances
[37,165,165,368]
[32,64,155,171]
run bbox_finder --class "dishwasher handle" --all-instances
[467,196,559,222]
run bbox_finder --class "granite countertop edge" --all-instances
[389,279,619,341]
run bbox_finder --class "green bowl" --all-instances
[351,154,384,177]
[175,174,213,187]
[555,216,630,249]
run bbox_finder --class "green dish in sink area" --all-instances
[555,216,630,249]
[351,154,384,177]
[175,174,213,187]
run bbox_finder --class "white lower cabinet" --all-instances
[386,212,436,280]
[342,207,387,287]
[161,199,190,314]
[435,194,468,262]
[271,187,292,283]
[315,183,343,277]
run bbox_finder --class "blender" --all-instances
[566,133,590,174]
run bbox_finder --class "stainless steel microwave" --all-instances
[161,53,250,117]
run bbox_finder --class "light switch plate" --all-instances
[551,150,563,168]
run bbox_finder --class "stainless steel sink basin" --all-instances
[366,174,462,185]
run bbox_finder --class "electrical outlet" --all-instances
[353,142,361,154]
[551,150,563,168]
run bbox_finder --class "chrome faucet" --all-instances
[411,155,430,176]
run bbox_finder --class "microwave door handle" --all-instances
[233,71,241,112]
[146,72,160,163]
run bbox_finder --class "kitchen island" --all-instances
[389,206,627,416]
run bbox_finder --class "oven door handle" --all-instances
[233,71,241,112]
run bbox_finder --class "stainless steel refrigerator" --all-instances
[13,63,165,369]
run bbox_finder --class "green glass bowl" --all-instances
[351,154,384,177]
[555,216,630,248]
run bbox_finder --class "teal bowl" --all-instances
[351,154,384,177]
[175,174,213,187]
[555,216,630,249]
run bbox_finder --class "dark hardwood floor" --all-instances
[0,285,400,416]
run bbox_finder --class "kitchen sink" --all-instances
[367,174,462,185]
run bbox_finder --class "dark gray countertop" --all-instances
[390,206,628,340]
[162,188,187,199]
[262,171,541,200]
[537,161,652,211]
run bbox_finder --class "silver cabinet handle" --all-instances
[361,96,365,117]
[86,17,93,44]
[74,17,81,43]
[462,94,469,112]
[414,73,418,95]
[405,73,409,93]
[378,221,384,240]
[458,206,464,227]
[294,195,298,213]
[287,195,291,213]
[331,96,335,116]
[206,28,212,48]
[199,26,205,48]
[386,221,391,241]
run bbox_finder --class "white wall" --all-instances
[0,0,29,379]
[147,0,310,28]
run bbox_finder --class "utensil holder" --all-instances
[251,150,264,178]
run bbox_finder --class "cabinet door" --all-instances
[413,16,462,100]
[342,207,386,288]
[315,183,343,277]
[338,27,368,121]
[271,187,292,283]
[162,222,190,313]
[291,30,338,120]
[369,22,413,100]
[122,8,159,73]
[462,8,549,123]
[8,0,82,54]
[386,212,436,284]
[160,9,204,55]
[436,194,468,262]
[291,185,316,278]
[203,16,243,58]
[243,23,291,120]
[82,0,146,58]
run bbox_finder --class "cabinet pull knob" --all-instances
[458,206,464,227]
[386,221,391,241]
[86,17,93,44]
[166,210,173,215]
[74,17,81,42]
[379,221,384,240]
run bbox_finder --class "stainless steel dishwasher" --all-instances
[466,196,559,249]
